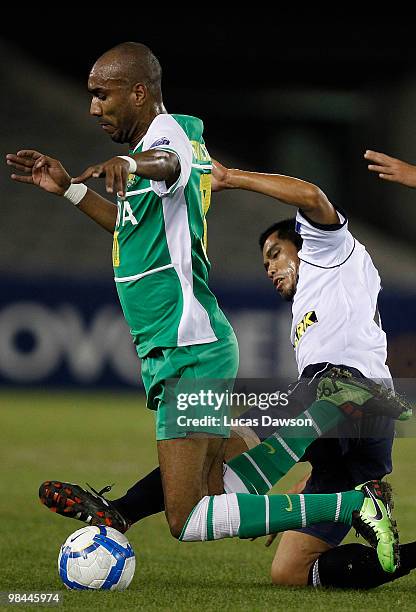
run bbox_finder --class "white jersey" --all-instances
[291,209,392,382]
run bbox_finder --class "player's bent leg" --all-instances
[158,436,225,539]
[216,427,260,495]
[207,438,228,495]
[271,531,332,586]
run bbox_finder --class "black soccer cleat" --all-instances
[316,368,413,421]
[39,480,131,533]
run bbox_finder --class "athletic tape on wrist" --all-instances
[64,183,88,206]
[117,156,137,174]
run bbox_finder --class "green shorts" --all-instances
[140,332,239,440]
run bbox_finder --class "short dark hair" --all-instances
[259,218,303,251]
[98,42,162,100]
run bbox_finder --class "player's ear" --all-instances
[133,83,147,107]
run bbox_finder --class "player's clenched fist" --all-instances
[365,149,416,188]
[72,156,131,197]
[6,150,71,195]
[211,158,231,192]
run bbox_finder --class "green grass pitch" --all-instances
[1,391,416,611]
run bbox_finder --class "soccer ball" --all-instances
[58,525,135,590]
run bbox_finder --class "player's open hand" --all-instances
[72,157,130,198]
[365,150,416,188]
[211,159,230,192]
[6,150,71,195]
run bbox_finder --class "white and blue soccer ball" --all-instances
[58,525,135,590]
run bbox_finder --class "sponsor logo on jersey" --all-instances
[150,137,170,148]
[293,310,318,348]
[126,173,139,189]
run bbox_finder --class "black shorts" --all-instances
[252,362,394,547]
[298,435,393,546]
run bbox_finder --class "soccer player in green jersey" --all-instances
[6,42,409,575]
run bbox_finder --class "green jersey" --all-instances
[113,113,233,357]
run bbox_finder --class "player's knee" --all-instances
[167,517,185,539]
[166,512,187,539]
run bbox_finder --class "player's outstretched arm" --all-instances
[6,150,117,234]
[364,149,416,187]
[7,150,71,195]
[211,159,338,225]
[71,150,180,198]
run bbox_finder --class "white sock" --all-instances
[310,559,321,587]
[180,493,240,542]
[223,464,251,494]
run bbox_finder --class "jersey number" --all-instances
[112,231,120,267]
[200,173,212,251]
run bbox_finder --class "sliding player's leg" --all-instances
[271,531,332,586]
[270,467,350,586]
[308,541,416,589]
[225,367,411,495]
[271,432,395,586]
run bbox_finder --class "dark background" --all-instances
[3,19,416,239]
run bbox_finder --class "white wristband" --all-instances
[63,183,88,206]
[117,155,137,174]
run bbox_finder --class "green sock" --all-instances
[237,489,364,538]
[227,399,344,494]
[179,489,365,542]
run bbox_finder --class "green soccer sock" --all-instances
[179,489,364,542]
[226,399,344,494]
[236,489,364,538]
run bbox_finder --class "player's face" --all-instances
[263,232,299,301]
[88,73,138,144]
